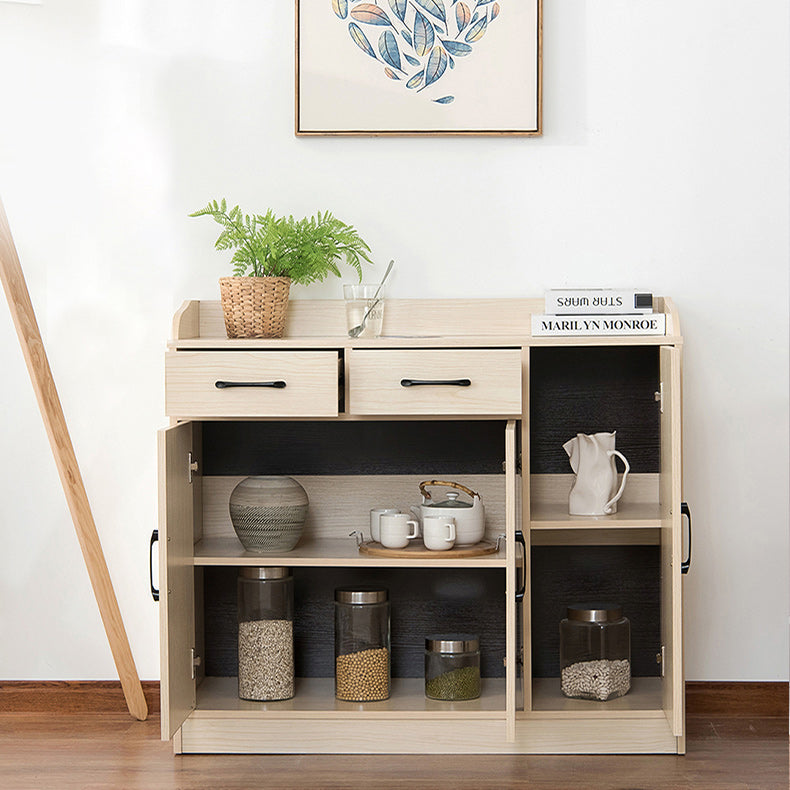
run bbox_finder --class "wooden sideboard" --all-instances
[158,298,685,754]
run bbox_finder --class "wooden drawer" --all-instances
[348,349,522,416]
[165,351,339,417]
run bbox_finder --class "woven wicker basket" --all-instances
[218,276,291,338]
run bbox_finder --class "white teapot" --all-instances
[411,480,485,546]
[563,432,630,516]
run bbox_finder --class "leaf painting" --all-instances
[348,22,377,58]
[413,10,435,57]
[412,0,446,24]
[464,16,487,42]
[455,2,470,32]
[388,0,407,22]
[441,39,472,56]
[378,30,402,71]
[350,3,393,26]
[331,0,503,105]
[406,70,425,89]
[421,45,448,89]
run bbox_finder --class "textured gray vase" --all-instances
[229,476,308,552]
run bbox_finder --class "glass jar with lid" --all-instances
[559,603,630,701]
[334,587,390,701]
[237,567,294,701]
[425,634,481,701]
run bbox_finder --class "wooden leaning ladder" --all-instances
[0,198,147,721]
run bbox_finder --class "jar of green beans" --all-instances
[424,634,481,701]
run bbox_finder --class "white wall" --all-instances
[0,1,787,682]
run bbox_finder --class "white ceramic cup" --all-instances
[370,508,400,542]
[379,513,420,549]
[422,515,456,551]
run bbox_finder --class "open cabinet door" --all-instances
[504,420,518,742]
[659,347,684,737]
[158,422,197,740]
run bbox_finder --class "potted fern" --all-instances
[190,200,373,338]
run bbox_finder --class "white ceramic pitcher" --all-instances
[562,432,630,516]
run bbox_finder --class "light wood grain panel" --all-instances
[170,299,682,350]
[201,474,509,541]
[660,346,684,737]
[530,677,664,715]
[158,424,197,739]
[194,536,506,567]
[186,299,541,340]
[195,677,506,716]
[0,199,147,722]
[165,351,339,418]
[179,715,679,754]
[505,421,517,742]
[348,349,522,415]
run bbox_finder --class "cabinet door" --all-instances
[659,346,683,736]
[158,422,197,740]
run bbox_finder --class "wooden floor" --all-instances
[0,710,786,789]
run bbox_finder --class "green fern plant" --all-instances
[189,199,373,284]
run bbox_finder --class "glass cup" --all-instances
[344,284,385,338]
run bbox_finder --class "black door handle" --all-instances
[515,530,527,602]
[681,502,692,574]
[215,380,286,389]
[400,378,471,387]
[149,529,159,602]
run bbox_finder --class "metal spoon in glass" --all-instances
[347,259,394,338]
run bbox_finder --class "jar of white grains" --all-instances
[559,603,630,701]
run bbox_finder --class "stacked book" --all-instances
[532,288,666,337]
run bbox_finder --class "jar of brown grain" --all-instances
[334,587,390,701]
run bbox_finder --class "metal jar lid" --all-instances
[425,633,480,653]
[239,567,291,580]
[335,587,388,604]
[566,603,623,622]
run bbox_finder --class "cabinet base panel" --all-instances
[176,717,681,754]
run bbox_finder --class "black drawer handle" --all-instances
[149,529,159,602]
[215,380,286,389]
[515,530,527,602]
[681,502,692,575]
[400,378,471,387]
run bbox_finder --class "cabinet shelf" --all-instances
[194,676,507,719]
[529,501,663,531]
[194,536,507,568]
[527,677,665,718]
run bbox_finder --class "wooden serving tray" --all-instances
[359,540,498,559]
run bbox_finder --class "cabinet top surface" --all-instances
[169,298,682,349]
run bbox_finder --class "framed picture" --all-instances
[295,0,542,136]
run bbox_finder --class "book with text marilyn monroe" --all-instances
[531,313,666,336]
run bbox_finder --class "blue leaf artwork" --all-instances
[378,30,402,71]
[348,22,376,58]
[388,0,407,22]
[413,0,447,24]
[421,45,448,89]
[413,10,434,57]
[332,0,503,104]
[350,3,393,26]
